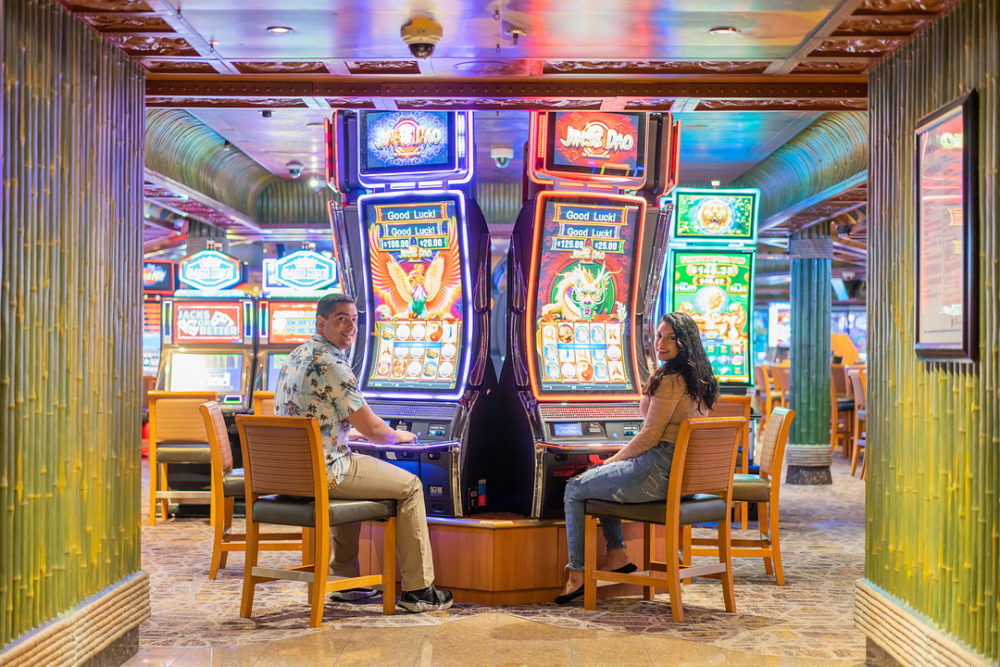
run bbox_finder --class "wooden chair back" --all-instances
[672,417,744,498]
[148,391,216,444]
[771,365,790,406]
[237,415,325,499]
[831,364,849,397]
[847,369,866,411]
[253,391,275,416]
[758,407,794,479]
[200,401,234,476]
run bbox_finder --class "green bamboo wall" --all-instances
[1,0,145,650]
[867,0,998,659]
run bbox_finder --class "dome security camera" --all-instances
[401,14,442,59]
[490,144,514,168]
[286,161,304,179]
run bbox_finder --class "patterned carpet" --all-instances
[139,456,866,661]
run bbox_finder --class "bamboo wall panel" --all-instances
[867,0,998,659]
[1,0,145,650]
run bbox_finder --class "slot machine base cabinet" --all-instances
[350,442,461,517]
[356,515,658,605]
[532,443,621,519]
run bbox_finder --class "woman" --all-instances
[555,311,719,604]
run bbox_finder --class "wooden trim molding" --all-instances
[0,573,150,666]
[855,579,990,666]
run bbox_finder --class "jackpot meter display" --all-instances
[528,193,645,397]
[668,250,755,385]
[359,193,470,394]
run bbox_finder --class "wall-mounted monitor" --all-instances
[768,301,791,348]
[670,187,759,244]
[667,249,755,386]
[526,192,646,400]
[167,353,244,393]
[531,111,648,188]
[357,191,472,398]
[356,111,470,186]
[142,260,175,294]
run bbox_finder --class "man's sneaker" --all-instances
[329,587,379,602]
[397,585,453,613]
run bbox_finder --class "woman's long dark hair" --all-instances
[644,312,719,411]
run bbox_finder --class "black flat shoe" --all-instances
[612,562,638,574]
[554,585,585,605]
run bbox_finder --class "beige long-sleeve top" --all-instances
[613,372,706,460]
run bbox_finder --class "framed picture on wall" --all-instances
[914,90,978,362]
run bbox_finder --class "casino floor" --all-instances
[126,454,868,666]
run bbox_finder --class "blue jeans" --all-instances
[564,441,675,571]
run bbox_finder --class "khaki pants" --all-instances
[328,452,435,592]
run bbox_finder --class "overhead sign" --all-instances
[262,250,340,296]
[670,188,759,244]
[142,260,175,294]
[178,250,242,291]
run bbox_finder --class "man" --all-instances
[274,292,452,612]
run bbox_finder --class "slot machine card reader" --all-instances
[222,394,244,405]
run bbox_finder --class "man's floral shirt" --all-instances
[274,334,365,484]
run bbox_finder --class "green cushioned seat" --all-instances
[156,442,211,464]
[732,474,771,502]
[586,494,726,526]
[222,470,244,497]
[252,497,397,528]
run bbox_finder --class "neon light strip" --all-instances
[356,190,473,401]
[525,191,646,402]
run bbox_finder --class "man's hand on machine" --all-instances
[348,427,365,441]
[391,429,418,444]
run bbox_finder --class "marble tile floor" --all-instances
[132,454,867,665]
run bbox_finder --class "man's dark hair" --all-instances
[316,292,356,318]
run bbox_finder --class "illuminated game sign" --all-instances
[527,192,646,398]
[768,301,791,348]
[267,302,316,345]
[358,111,458,179]
[178,250,242,291]
[532,111,648,186]
[668,250,755,385]
[174,302,245,344]
[142,261,175,294]
[359,192,470,396]
[670,188,759,244]
[262,250,339,296]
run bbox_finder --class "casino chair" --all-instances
[199,402,305,579]
[684,407,795,585]
[707,394,753,529]
[147,390,218,526]
[847,368,867,477]
[830,364,854,458]
[236,415,398,627]
[582,417,744,622]
[771,364,791,408]
[252,391,275,416]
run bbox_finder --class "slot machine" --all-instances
[653,187,760,391]
[142,260,175,378]
[156,245,256,412]
[326,109,495,517]
[255,247,344,392]
[499,110,680,518]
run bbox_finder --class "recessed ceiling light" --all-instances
[708,26,741,35]
[266,25,293,34]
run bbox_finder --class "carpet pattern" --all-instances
[140,456,866,661]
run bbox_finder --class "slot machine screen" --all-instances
[168,353,243,393]
[768,302,791,348]
[358,111,457,176]
[266,353,288,392]
[359,193,468,393]
[142,300,162,375]
[668,250,755,385]
[268,302,316,344]
[670,188,759,243]
[529,194,643,397]
[545,112,646,179]
[173,302,245,344]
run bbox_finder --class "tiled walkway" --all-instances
[129,455,867,665]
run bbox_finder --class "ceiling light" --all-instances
[266,25,293,34]
[708,26,741,35]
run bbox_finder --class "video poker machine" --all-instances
[255,248,344,392]
[156,247,256,412]
[653,187,760,390]
[326,109,495,517]
[498,110,680,518]
[142,260,176,378]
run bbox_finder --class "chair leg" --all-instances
[642,523,654,601]
[219,497,234,571]
[209,495,226,579]
[301,527,314,566]
[382,517,396,615]
[665,520,684,622]
[583,515,598,610]
[717,518,736,613]
[158,463,170,521]
[680,524,692,585]
[850,432,861,476]
[239,515,261,619]
[309,525,330,628]
[769,499,784,586]
[859,446,867,481]
[148,453,158,526]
